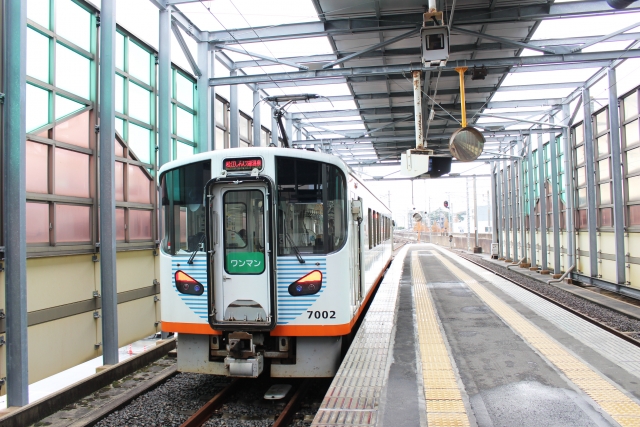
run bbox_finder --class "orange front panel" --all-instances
[161,321,222,335]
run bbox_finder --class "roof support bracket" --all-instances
[451,26,559,54]
[171,21,202,77]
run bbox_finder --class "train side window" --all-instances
[368,209,372,249]
[160,160,211,255]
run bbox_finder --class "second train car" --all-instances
[159,147,392,377]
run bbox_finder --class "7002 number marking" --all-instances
[307,310,336,319]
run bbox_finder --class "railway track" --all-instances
[453,249,640,348]
[179,378,316,427]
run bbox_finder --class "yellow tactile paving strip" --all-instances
[431,250,640,427]
[412,252,471,427]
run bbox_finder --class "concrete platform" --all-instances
[313,244,640,427]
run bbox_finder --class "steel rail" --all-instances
[272,379,312,427]
[180,379,242,427]
[452,250,640,349]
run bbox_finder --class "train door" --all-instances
[206,179,275,330]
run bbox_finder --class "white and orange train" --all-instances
[159,147,392,378]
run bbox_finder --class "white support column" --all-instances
[197,41,211,153]
[517,138,527,261]
[537,131,548,272]
[158,7,171,166]
[252,90,261,146]
[271,108,278,146]
[608,68,626,285]
[583,87,599,277]
[229,72,239,148]
[549,113,562,274]
[210,50,217,150]
[496,163,504,258]
[527,137,538,267]
[562,104,576,271]
[503,157,511,261]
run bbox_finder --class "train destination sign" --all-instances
[223,157,263,172]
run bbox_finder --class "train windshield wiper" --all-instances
[187,233,206,265]
[285,232,305,264]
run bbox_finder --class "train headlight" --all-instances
[288,270,322,296]
[175,270,204,296]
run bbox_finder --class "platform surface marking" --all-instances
[412,252,471,427]
[311,247,407,426]
[432,250,640,427]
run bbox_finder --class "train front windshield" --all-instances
[276,157,347,255]
[160,160,211,255]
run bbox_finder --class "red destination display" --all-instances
[223,157,263,171]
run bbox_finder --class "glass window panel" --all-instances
[625,120,639,147]
[55,44,90,99]
[600,183,611,205]
[627,147,640,175]
[215,99,225,125]
[216,127,226,149]
[115,74,124,114]
[127,164,151,204]
[55,95,83,119]
[128,41,151,85]
[578,188,587,207]
[175,72,194,108]
[624,93,638,121]
[574,124,584,145]
[128,82,150,124]
[597,135,610,156]
[56,0,91,51]
[595,111,608,134]
[575,145,585,165]
[54,148,89,197]
[55,204,90,242]
[26,140,49,193]
[577,209,588,229]
[115,161,124,201]
[176,108,194,141]
[116,208,125,241]
[27,28,50,83]
[240,115,249,139]
[577,167,586,186]
[629,205,640,226]
[55,111,89,148]
[27,202,50,244]
[600,208,613,227]
[129,209,152,240]
[27,84,50,132]
[176,141,194,160]
[261,130,267,146]
[28,0,50,29]
[116,32,125,70]
[598,159,610,181]
[115,117,124,139]
[115,138,125,157]
[629,175,640,202]
[128,124,150,163]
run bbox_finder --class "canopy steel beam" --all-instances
[451,26,558,54]
[216,44,309,70]
[209,49,640,86]
[322,27,420,69]
[205,1,640,45]
[233,33,640,69]
[291,101,562,119]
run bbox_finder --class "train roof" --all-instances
[158,147,359,178]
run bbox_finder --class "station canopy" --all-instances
[169,0,640,170]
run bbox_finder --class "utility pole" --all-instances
[473,175,480,252]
